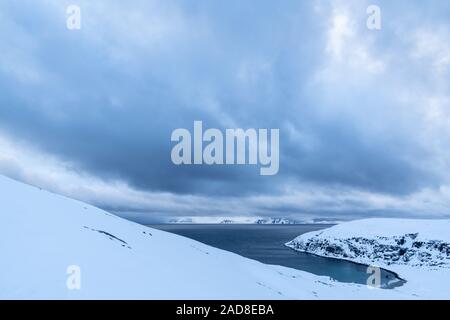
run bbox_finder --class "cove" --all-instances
[150,224,405,288]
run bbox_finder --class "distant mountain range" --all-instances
[167,217,342,225]
[254,218,298,225]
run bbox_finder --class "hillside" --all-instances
[0,175,412,299]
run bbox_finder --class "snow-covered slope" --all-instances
[0,175,414,299]
[286,219,450,299]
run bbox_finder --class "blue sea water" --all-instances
[149,224,404,288]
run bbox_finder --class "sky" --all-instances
[0,0,450,223]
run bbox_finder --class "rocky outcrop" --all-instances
[287,232,450,268]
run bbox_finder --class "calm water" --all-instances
[149,224,405,288]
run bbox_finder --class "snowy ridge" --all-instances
[0,175,413,299]
[286,219,450,299]
[286,219,450,268]
[255,218,299,225]
[166,217,300,224]
[167,216,341,225]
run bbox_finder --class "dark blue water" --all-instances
[149,224,404,288]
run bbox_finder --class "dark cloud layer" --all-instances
[0,0,449,218]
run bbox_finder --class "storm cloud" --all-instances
[1,0,450,221]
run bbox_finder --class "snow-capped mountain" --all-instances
[255,218,297,225]
[0,175,412,299]
[166,216,300,224]
[286,219,450,299]
[166,217,336,224]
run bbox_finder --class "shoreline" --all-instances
[284,244,407,289]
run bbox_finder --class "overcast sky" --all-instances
[1,0,450,222]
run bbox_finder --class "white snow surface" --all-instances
[0,175,419,299]
[286,219,450,299]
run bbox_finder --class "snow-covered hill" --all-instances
[286,219,450,299]
[0,175,414,299]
